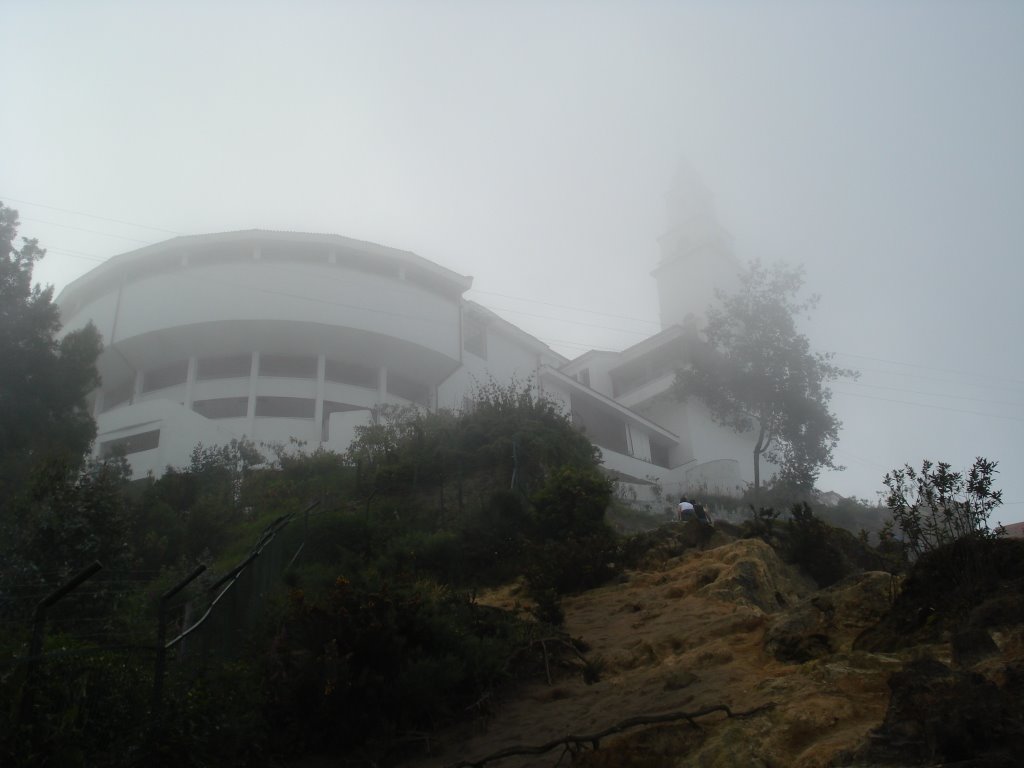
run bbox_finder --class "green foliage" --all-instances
[883,457,1004,560]
[0,645,269,768]
[784,502,849,588]
[263,578,535,756]
[0,459,137,630]
[674,260,856,493]
[0,202,102,499]
[344,379,601,506]
[530,466,613,541]
[742,505,780,540]
[857,536,1024,651]
[0,378,620,766]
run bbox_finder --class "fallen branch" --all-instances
[445,702,775,768]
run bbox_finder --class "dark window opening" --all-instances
[193,397,249,419]
[649,442,671,469]
[570,394,628,455]
[259,354,317,379]
[143,361,188,392]
[255,396,315,419]
[463,315,487,359]
[325,359,377,389]
[100,429,160,458]
[387,373,430,407]
[197,355,252,381]
[102,379,133,412]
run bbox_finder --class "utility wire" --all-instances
[0,194,182,235]
[20,217,155,244]
[833,389,1024,422]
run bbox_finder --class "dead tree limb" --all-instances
[445,702,776,768]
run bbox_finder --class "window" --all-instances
[325,359,377,389]
[649,442,670,469]
[102,379,133,412]
[255,396,315,418]
[578,368,591,387]
[463,315,487,359]
[197,355,252,381]
[193,397,249,419]
[100,429,160,458]
[387,373,430,406]
[259,354,317,379]
[143,360,188,392]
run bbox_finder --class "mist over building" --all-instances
[57,171,770,502]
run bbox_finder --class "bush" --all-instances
[262,578,535,758]
[884,457,1004,559]
[784,503,851,587]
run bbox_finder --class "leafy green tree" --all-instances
[674,260,855,496]
[883,457,1004,559]
[0,202,102,498]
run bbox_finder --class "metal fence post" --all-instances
[18,561,103,728]
[152,564,207,720]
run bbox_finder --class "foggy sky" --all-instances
[2,2,1022,523]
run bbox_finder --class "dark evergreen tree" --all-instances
[0,202,102,499]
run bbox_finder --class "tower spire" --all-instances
[652,162,741,330]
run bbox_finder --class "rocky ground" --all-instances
[411,524,1024,768]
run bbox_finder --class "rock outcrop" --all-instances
[765,571,896,662]
[415,532,1024,768]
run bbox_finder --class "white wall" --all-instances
[68,261,462,362]
[437,324,543,411]
[96,399,240,477]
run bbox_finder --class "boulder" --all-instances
[765,571,895,663]
[698,538,815,612]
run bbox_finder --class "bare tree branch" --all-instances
[445,702,776,767]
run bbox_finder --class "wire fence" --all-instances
[3,499,320,747]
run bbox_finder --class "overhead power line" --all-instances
[20,217,156,245]
[1,194,182,235]
[834,350,1024,389]
[844,380,1024,409]
[833,389,1024,422]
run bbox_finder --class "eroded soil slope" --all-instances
[419,531,1024,768]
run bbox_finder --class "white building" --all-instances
[56,176,769,502]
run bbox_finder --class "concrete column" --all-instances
[132,369,144,404]
[184,356,197,410]
[314,354,326,443]
[377,366,388,408]
[246,352,260,436]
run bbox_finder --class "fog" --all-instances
[2,2,1022,522]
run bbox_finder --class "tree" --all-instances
[674,260,855,496]
[0,202,102,499]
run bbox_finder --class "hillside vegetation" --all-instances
[2,384,1022,767]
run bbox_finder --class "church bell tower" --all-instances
[651,163,742,330]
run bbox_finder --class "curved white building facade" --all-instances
[58,225,765,501]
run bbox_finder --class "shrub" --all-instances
[784,502,849,587]
[884,457,1004,559]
